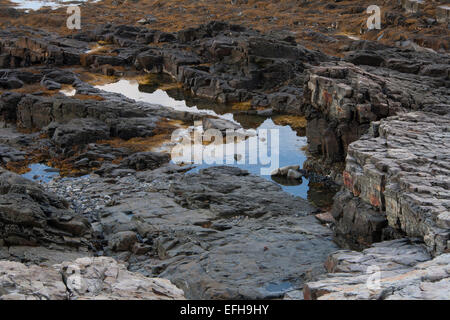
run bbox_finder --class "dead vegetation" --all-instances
[1,0,447,54]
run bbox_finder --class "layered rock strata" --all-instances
[304,239,449,300]
[333,111,450,255]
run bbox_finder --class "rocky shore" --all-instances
[0,0,449,300]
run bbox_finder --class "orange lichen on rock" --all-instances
[343,171,353,189]
[73,94,105,101]
[1,0,447,54]
[231,101,252,111]
[273,115,307,130]
[5,161,31,174]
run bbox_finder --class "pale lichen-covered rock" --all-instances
[304,239,450,300]
[335,111,450,255]
[0,256,185,300]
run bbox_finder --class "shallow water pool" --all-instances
[21,163,59,183]
[95,77,337,207]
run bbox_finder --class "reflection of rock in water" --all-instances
[307,181,340,210]
[167,87,232,114]
[138,73,175,94]
[144,76,269,129]
[232,113,267,130]
[271,175,303,186]
[138,83,158,94]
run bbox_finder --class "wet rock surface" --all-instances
[304,239,449,300]
[45,166,338,299]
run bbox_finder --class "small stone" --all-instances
[315,212,336,225]
[109,231,138,252]
[287,169,302,179]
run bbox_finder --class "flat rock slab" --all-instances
[54,166,339,299]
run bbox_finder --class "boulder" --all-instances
[270,165,300,176]
[48,118,110,148]
[120,152,170,171]
[109,231,138,252]
[202,117,242,133]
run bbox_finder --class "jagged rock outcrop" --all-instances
[0,256,184,300]
[304,239,449,300]
[47,165,339,299]
[0,168,92,246]
[333,111,450,255]
[100,21,331,108]
[0,22,332,112]
[0,168,94,264]
[302,59,450,166]
[0,28,88,67]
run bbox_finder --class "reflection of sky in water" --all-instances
[180,119,311,199]
[96,80,236,122]
[11,0,97,11]
[97,79,313,199]
[60,87,76,96]
[22,163,59,183]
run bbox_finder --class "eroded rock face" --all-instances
[302,58,449,166]
[0,28,88,67]
[334,111,450,255]
[304,239,449,300]
[47,165,339,299]
[0,169,93,254]
[0,256,184,300]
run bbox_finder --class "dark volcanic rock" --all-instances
[0,28,88,67]
[119,152,170,171]
[0,22,332,113]
[0,168,93,255]
[47,118,110,148]
[90,166,339,299]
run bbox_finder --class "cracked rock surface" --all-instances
[304,239,449,300]
[334,111,450,255]
[0,256,184,300]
